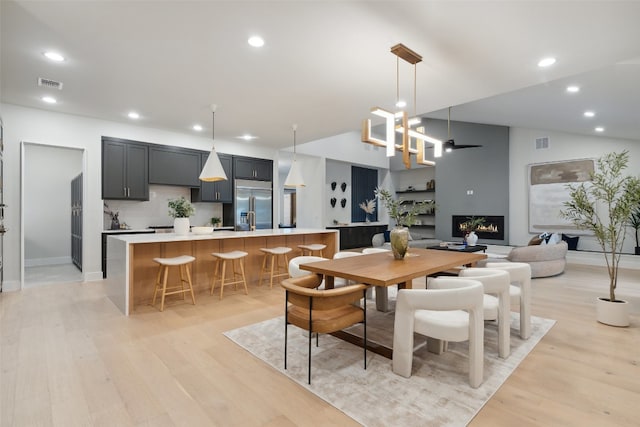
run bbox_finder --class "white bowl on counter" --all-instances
[191,226,214,234]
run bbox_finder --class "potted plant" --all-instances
[168,196,195,235]
[375,187,428,259]
[629,204,640,255]
[211,217,222,228]
[460,216,486,246]
[561,151,640,326]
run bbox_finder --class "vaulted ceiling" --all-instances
[2,1,639,148]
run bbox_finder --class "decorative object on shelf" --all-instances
[168,196,195,235]
[459,216,486,247]
[561,151,640,327]
[406,185,415,192]
[330,197,337,208]
[359,198,376,223]
[284,124,305,188]
[200,104,228,182]
[331,181,337,191]
[340,198,347,208]
[426,179,436,190]
[341,182,347,192]
[104,202,120,230]
[375,187,429,259]
[361,43,443,168]
[629,203,640,255]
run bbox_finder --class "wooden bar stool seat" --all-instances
[259,247,292,288]
[210,250,249,299]
[298,243,326,257]
[152,255,196,312]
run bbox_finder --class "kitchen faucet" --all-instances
[247,211,256,231]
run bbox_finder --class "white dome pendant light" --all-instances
[284,124,305,188]
[199,104,228,182]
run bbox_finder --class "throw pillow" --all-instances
[547,233,561,245]
[383,230,391,242]
[528,236,543,245]
[562,233,580,250]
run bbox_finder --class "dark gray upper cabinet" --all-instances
[149,146,201,187]
[102,137,149,200]
[191,152,233,203]
[234,156,273,181]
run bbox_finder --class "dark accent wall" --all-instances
[351,166,378,222]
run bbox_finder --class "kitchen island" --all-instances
[106,228,338,315]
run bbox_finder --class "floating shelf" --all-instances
[396,189,435,194]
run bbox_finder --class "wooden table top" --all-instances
[300,248,487,288]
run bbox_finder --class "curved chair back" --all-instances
[362,247,390,254]
[288,256,328,278]
[333,251,363,259]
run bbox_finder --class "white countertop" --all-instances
[326,222,387,227]
[108,228,338,244]
[102,229,156,234]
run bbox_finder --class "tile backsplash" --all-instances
[104,185,224,230]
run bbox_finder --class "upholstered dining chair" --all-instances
[457,268,512,358]
[485,262,532,339]
[392,278,485,388]
[281,274,368,384]
[332,251,363,287]
[288,256,328,278]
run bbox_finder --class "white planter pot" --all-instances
[596,297,629,327]
[173,217,190,235]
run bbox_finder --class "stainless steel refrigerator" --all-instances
[234,179,273,231]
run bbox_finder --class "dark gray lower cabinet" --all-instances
[149,146,201,187]
[326,224,388,249]
[191,153,233,202]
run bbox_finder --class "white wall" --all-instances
[24,144,83,266]
[298,131,389,169]
[509,127,640,252]
[325,160,352,225]
[2,103,277,288]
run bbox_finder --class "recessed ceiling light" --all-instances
[595,127,605,132]
[584,111,595,117]
[537,57,556,67]
[566,85,580,93]
[128,111,140,119]
[395,100,407,108]
[193,124,203,131]
[43,51,65,62]
[41,96,57,104]
[237,134,258,141]
[248,36,265,47]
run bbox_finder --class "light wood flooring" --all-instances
[1,264,638,426]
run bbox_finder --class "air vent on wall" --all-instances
[535,137,549,150]
[38,77,63,90]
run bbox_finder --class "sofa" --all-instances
[371,232,441,250]
[481,241,568,278]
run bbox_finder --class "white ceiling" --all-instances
[2,1,640,148]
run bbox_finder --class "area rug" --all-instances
[224,303,555,427]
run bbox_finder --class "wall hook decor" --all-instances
[341,182,347,192]
[331,181,337,191]
[330,197,337,208]
[341,198,347,208]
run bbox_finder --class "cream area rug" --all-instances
[224,302,555,427]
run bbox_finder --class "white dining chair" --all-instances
[485,262,532,339]
[392,277,485,388]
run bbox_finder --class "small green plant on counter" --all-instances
[375,187,428,227]
[168,197,195,218]
[211,217,221,226]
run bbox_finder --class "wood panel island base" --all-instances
[106,228,338,315]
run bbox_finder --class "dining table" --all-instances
[299,248,487,358]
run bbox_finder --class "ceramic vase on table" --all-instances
[174,217,190,235]
[390,227,409,259]
[466,231,478,246]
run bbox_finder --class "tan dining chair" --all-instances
[281,274,368,384]
[392,277,485,388]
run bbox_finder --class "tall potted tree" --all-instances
[561,151,640,326]
[629,204,640,255]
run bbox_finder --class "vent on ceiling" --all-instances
[535,137,549,150]
[38,77,63,90]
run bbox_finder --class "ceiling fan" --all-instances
[443,106,482,152]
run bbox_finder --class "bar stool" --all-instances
[210,250,249,299]
[259,247,292,289]
[152,255,196,312]
[298,243,327,257]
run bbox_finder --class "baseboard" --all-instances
[24,256,72,267]
[566,251,640,270]
[1,280,21,292]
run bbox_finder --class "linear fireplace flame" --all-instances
[452,215,505,240]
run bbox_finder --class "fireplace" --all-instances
[452,215,505,240]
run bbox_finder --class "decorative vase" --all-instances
[174,217,190,235]
[596,297,629,327]
[466,231,478,246]
[365,214,371,223]
[390,227,409,260]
